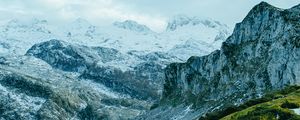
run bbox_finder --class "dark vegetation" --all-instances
[281,100,300,109]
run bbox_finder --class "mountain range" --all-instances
[0,15,230,120]
[1,1,300,120]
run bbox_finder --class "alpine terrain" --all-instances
[0,14,230,119]
[1,1,299,120]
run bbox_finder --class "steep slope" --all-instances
[141,2,300,119]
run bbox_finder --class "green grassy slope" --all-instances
[200,86,300,120]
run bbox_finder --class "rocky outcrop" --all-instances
[142,2,300,119]
[26,40,88,72]
[26,39,125,72]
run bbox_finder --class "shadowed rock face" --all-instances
[25,39,124,73]
[139,2,300,119]
[26,39,89,72]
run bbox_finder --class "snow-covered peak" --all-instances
[2,18,51,36]
[57,18,98,41]
[166,15,191,31]
[68,18,94,29]
[113,20,152,33]
[166,15,226,31]
[0,18,52,38]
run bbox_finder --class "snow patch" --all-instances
[171,105,193,120]
[0,84,46,115]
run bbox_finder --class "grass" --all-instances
[221,86,300,120]
[199,86,300,120]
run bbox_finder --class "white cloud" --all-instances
[0,0,167,31]
[0,0,298,32]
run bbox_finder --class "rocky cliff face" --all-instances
[141,2,300,119]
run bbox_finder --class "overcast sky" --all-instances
[0,0,299,32]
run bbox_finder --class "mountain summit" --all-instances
[113,20,152,33]
[166,15,226,31]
